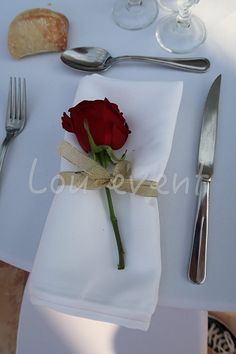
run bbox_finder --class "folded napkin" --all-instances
[29,74,183,331]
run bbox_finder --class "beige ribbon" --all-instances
[58,141,158,197]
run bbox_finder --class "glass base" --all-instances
[112,0,159,30]
[155,14,206,53]
[158,0,178,12]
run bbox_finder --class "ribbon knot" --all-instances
[58,141,158,197]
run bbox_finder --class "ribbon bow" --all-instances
[58,141,158,197]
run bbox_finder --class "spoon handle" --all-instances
[112,55,210,73]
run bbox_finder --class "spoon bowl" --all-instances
[61,47,210,73]
[61,47,112,72]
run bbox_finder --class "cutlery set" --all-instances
[1,45,221,284]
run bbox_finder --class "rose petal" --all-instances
[61,113,75,133]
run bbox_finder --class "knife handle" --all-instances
[188,179,210,284]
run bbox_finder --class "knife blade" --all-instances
[188,75,221,284]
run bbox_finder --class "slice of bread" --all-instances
[8,8,69,59]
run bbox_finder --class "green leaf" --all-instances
[120,150,127,161]
[103,146,127,164]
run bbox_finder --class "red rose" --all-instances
[62,98,131,153]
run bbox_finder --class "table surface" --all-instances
[1,0,236,311]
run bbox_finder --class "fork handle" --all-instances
[0,133,14,178]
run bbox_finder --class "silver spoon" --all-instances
[61,47,210,73]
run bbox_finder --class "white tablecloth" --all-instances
[0,0,236,312]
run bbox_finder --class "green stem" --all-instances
[98,151,125,270]
[104,187,125,270]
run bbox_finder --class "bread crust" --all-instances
[8,8,69,59]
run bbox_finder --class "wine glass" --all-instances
[155,0,206,53]
[112,0,159,30]
[158,0,178,12]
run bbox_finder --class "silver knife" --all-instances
[188,75,222,284]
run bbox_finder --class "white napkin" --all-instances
[29,74,183,331]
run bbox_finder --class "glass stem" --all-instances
[128,0,142,7]
[176,0,192,28]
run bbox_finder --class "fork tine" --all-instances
[17,78,21,120]
[12,77,17,120]
[6,77,12,124]
[21,78,26,123]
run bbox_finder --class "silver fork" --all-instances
[0,77,26,177]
